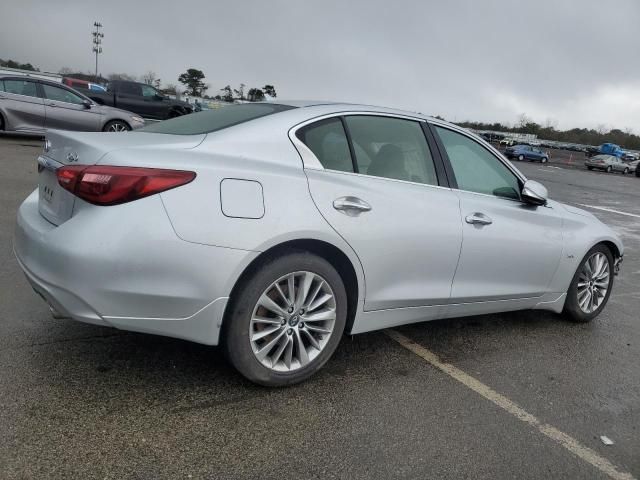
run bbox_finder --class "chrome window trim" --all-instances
[306,167,453,192]
[288,110,432,172]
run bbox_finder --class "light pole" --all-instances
[92,22,104,82]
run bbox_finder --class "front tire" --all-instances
[623,168,629,175]
[563,244,614,323]
[541,157,548,163]
[103,120,131,132]
[606,166,612,173]
[224,251,347,386]
[518,154,524,161]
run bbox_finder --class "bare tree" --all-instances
[58,67,74,75]
[517,113,532,128]
[141,71,157,85]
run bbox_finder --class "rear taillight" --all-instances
[56,165,195,206]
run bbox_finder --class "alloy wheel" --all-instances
[107,122,129,132]
[576,252,610,314]
[249,271,337,372]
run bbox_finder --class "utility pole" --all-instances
[92,21,104,82]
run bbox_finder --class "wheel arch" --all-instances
[222,238,362,338]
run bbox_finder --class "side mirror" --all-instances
[521,180,548,206]
[155,93,165,100]
[82,100,92,109]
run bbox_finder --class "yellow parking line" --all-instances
[385,329,636,480]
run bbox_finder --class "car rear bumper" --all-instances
[13,189,259,345]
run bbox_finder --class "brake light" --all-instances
[56,165,195,206]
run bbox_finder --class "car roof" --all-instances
[267,100,435,121]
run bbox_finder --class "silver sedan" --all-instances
[14,102,623,386]
[0,75,144,134]
[585,154,631,173]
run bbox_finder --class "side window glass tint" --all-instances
[42,84,84,105]
[4,79,38,98]
[141,85,157,97]
[297,118,354,173]
[344,115,438,185]
[435,126,521,200]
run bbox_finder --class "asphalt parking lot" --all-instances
[0,136,638,479]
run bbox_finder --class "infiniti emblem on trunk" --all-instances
[66,152,79,163]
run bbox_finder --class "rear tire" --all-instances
[606,166,612,173]
[563,244,614,323]
[224,251,347,386]
[623,168,629,175]
[103,120,131,132]
[587,166,593,170]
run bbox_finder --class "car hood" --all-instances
[557,202,597,219]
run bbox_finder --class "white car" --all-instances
[14,102,623,386]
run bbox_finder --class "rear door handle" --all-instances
[465,212,493,225]
[333,196,372,215]
[47,103,57,107]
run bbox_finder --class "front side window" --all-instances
[296,118,353,173]
[3,79,39,98]
[42,84,85,105]
[141,84,158,97]
[344,116,438,185]
[435,126,521,200]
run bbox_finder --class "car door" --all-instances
[114,82,152,118]
[0,78,45,132]
[140,84,167,119]
[296,114,463,312]
[41,83,100,131]
[431,124,564,314]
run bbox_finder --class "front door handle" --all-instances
[465,212,493,225]
[333,196,372,215]
[47,103,57,107]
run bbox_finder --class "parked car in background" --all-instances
[621,152,638,162]
[597,143,625,158]
[504,144,549,163]
[499,138,517,146]
[74,79,192,120]
[62,77,107,92]
[0,76,145,134]
[14,102,623,386]
[585,154,629,173]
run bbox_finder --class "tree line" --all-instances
[455,113,640,150]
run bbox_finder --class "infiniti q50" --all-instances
[14,102,623,386]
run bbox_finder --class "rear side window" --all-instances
[296,118,353,173]
[118,82,142,95]
[3,79,39,98]
[139,103,296,135]
[345,115,438,185]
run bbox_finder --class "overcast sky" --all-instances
[2,0,639,131]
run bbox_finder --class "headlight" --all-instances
[131,116,145,124]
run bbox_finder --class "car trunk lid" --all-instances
[38,130,204,225]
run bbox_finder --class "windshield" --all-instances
[138,103,296,135]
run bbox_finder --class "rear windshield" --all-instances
[138,103,296,135]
